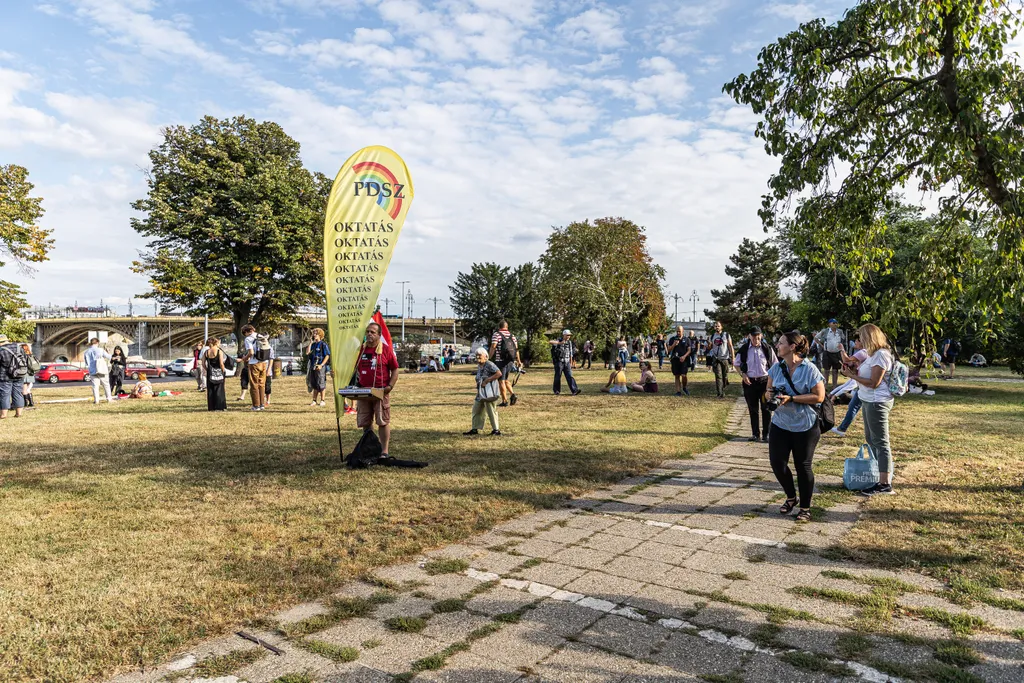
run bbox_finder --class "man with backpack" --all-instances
[488,321,521,406]
[941,337,960,379]
[242,325,272,411]
[0,334,30,418]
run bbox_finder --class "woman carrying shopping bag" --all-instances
[464,347,502,436]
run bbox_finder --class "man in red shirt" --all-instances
[356,322,400,456]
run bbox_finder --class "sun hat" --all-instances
[562,329,572,336]
[0,334,8,343]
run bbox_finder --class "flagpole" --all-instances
[336,413,344,461]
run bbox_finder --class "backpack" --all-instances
[499,333,517,363]
[346,428,383,469]
[946,339,961,355]
[888,356,910,398]
[223,354,236,371]
[253,337,272,362]
[0,344,28,379]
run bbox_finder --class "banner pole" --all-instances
[336,412,344,460]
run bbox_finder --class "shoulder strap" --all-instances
[777,360,803,396]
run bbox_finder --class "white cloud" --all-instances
[764,1,821,24]
[558,7,626,50]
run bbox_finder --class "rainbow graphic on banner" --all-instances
[353,160,404,219]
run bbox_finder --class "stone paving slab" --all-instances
[108,399,1024,683]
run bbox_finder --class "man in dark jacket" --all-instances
[549,329,580,395]
[733,326,776,442]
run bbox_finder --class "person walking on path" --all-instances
[735,325,776,442]
[464,347,502,436]
[550,329,580,396]
[20,343,39,409]
[765,331,826,523]
[84,337,113,405]
[306,328,331,407]
[814,319,846,388]
[203,337,228,411]
[580,339,594,370]
[827,339,869,436]
[356,321,400,457]
[667,325,692,397]
[0,334,28,418]
[489,321,521,406]
[110,346,127,395]
[708,321,735,398]
[242,325,270,411]
[941,336,960,379]
[842,324,897,495]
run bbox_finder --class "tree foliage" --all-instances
[0,164,51,339]
[131,116,331,342]
[706,238,787,335]
[448,261,554,365]
[725,0,1024,333]
[540,217,666,346]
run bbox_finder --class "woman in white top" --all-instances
[841,324,895,496]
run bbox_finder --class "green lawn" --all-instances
[0,364,730,682]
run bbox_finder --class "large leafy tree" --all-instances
[0,164,51,339]
[725,0,1024,333]
[706,238,787,335]
[131,116,331,342]
[510,262,554,365]
[539,217,666,346]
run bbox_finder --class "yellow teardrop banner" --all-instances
[322,145,413,414]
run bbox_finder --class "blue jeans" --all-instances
[618,350,628,366]
[838,391,862,432]
[862,399,894,476]
[0,379,25,411]
[553,362,579,394]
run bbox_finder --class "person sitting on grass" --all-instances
[601,361,629,394]
[629,361,659,393]
[968,353,987,367]
[129,373,154,399]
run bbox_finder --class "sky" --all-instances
[2,0,874,319]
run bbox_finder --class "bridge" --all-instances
[26,315,467,363]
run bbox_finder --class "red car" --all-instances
[36,363,90,383]
[126,362,168,380]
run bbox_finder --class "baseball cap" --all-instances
[749,326,762,335]
[0,334,8,343]
[562,329,572,336]
[828,318,838,324]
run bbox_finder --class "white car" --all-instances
[168,356,237,377]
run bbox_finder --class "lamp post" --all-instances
[397,281,410,342]
[690,290,699,322]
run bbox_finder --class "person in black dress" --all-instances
[110,346,127,395]
[203,337,228,411]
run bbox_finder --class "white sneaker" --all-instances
[310,401,318,406]
[829,427,846,437]
[319,401,326,407]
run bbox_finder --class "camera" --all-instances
[764,390,785,412]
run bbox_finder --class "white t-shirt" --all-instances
[858,349,893,402]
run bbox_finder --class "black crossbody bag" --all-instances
[778,361,834,432]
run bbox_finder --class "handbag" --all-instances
[94,356,109,377]
[478,375,501,402]
[844,444,880,491]
[208,353,226,383]
[778,360,835,431]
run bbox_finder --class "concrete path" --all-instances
[111,400,1024,683]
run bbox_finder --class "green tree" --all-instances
[448,262,515,342]
[725,0,1024,333]
[539,217,666,346]
[510,262,554,366]
[131,116,331,342]
[0,164,52,339]
[706,238,787,335]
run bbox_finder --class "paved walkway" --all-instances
[112,401,1024,683]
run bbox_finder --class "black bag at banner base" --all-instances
[345,427,429,469]
[346,428,383,469]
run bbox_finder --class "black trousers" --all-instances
[553,362,579,394]
[580,352,592,369]
[742,377,771,438]
[768,423,820,509]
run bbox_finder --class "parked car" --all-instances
[36,364,90,383]
[126,362,168,380]
[167,357,196,376]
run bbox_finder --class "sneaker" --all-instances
[319,401,326,407]
[310,401,318,406]
[863,483,894,496]
[571,389,581,396]
[509,393,518,406]
[490,429,501,436]
[674,391,682,397]
[762,435,769,443]
[858,483,884,496]
[683,389,690,396]
[829,427,846,437]
[499,401,509,407]
[748,436,759,442]
[463,429,479,436]
[250,406,261,412]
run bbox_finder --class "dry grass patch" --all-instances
[0,368,731,681]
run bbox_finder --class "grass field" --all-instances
[2,362,1022,682]
[0,364,731,682]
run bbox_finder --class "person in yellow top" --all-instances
[601,361,629,394]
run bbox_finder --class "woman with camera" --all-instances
[765,331,826,523]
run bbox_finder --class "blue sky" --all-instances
[1,0,857,318]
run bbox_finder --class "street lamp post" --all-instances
[397,281,410,342]
[690,290,699,322]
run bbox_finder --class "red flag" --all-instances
[372,310,393,348]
